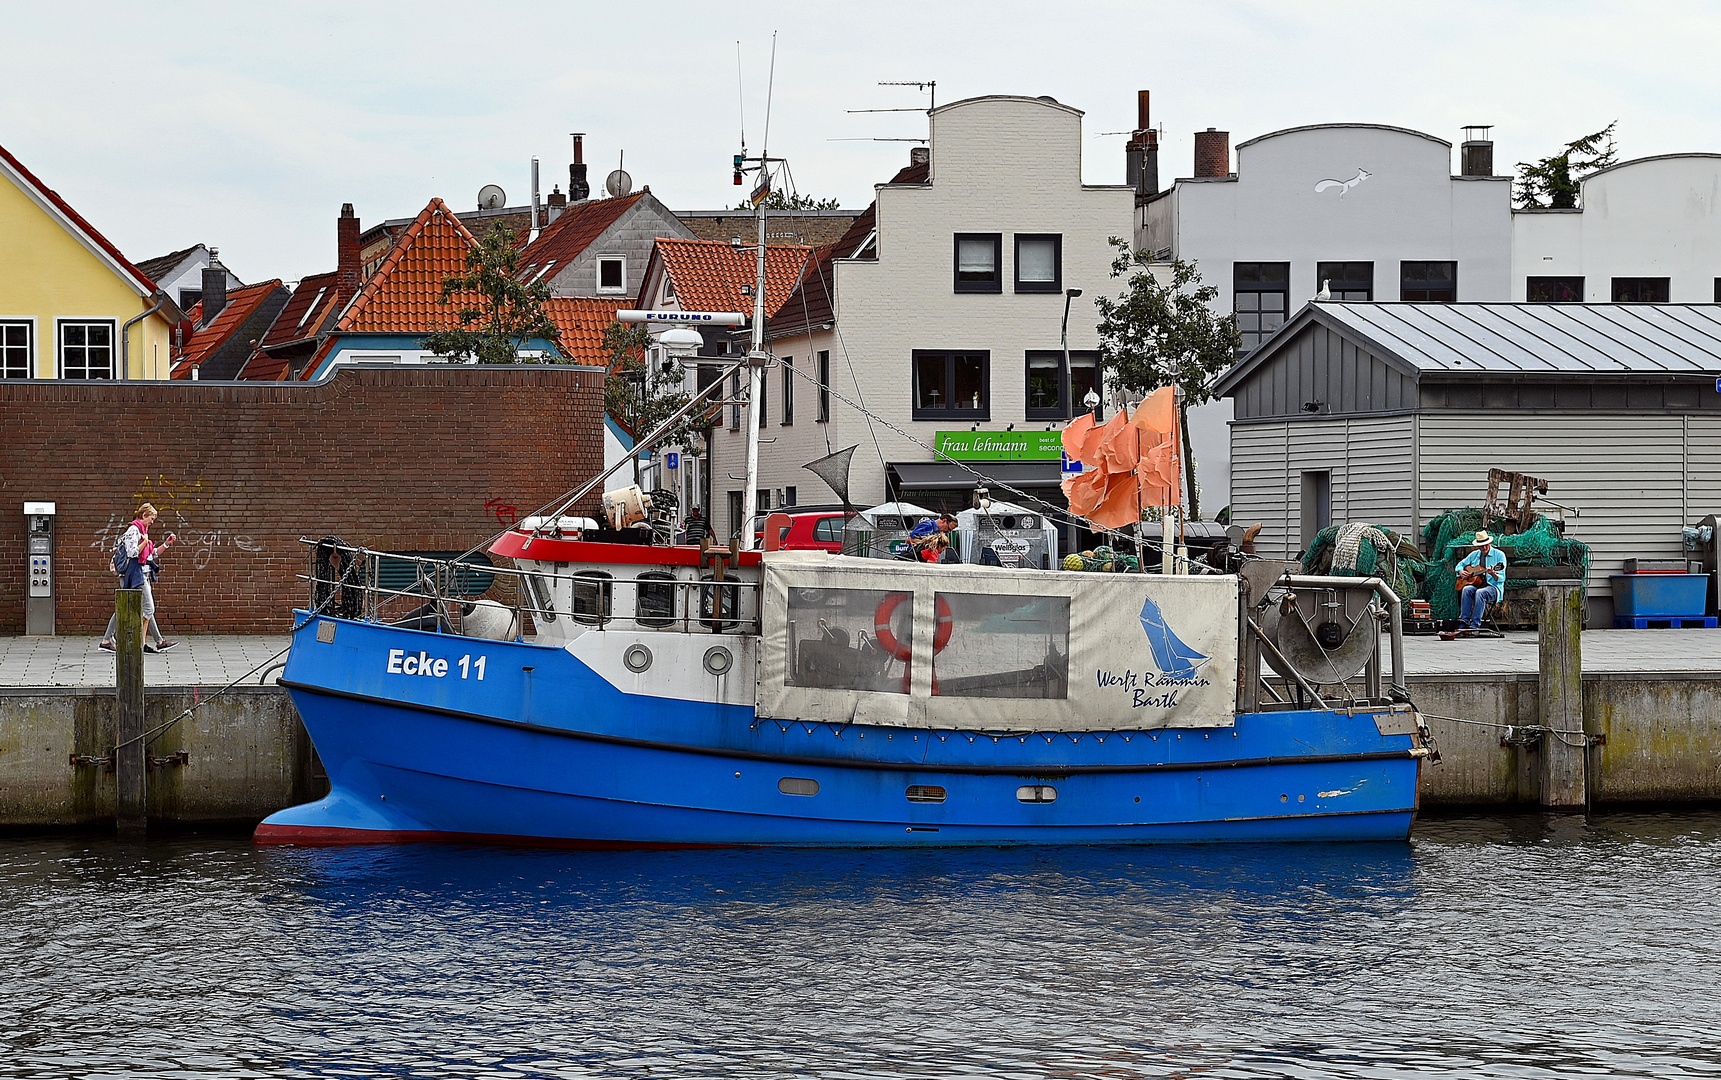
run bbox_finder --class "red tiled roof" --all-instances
[516,193,644,281]
[169,281,287,378]
[543,297,629,366]
[336,198,481,335]
[0,141,157,295]
[257,270,342,352]
[649,238,813,320]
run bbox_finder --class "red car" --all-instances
[754,510,848,553]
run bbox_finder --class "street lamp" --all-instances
[1061,287,1092,419]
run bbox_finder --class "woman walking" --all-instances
[99,503,178,653]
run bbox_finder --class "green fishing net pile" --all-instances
[1301,524,1425,601]
[1062,545,1140,573]
[1420,508,1591,619]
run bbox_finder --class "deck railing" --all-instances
[301,538,760,637]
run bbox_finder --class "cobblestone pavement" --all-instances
[0,635,293,688]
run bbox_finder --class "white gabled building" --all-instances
[1137,120,1514,515]
[1512,153,1721,303]
[713,94,1133,540]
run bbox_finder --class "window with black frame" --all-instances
[1527,276,1584,303]
[1234,263,1289,351]
[912,350,989,420]
[817,350,831,421]
[1014,234,1061,293]
[1025,350,1099,420]
[1401,261,1457,301]
[1613,277,1670,302]
[1316,261,1373,301]
[953,234,1002,293]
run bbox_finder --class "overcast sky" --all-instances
[6,1,1720,285]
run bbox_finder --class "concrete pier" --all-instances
[1,627,1720,829]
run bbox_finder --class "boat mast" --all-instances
[740,168,769,550]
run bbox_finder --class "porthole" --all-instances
[703,646,734,676]
[906,785,947,803]
[778,777,819,796]
[623,643,653,673]
[1016,784,1057,803]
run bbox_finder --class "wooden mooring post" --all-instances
[114,588,146,837]
[1537,583,1586,808]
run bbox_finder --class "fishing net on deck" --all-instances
[1301,523,1425,601]
[1420,508,1591,620]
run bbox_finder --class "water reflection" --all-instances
[3,813,1720,1079]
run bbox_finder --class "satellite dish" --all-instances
[605,169,633,198]
[477,184,506,210]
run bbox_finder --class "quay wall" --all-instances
[0,686,324,828]
[0,365,604,635]
[3,672,1721,828]
[1410,672,1721,805]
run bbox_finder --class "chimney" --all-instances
[530,157,542,240]
[570,133,591,201]
[1194,128,1230,178]
[910,145,930,167]
[1461,125,1494,177]
[546,184,566,224]
[336,203,361,299]
[199,247,227,327]
[1125,89,1160,202]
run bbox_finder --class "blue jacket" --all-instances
[1455,547,1507,590]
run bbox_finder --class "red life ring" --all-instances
[873,593,953,661]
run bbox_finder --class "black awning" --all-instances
[887,460,1064,490]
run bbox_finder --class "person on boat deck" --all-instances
[917,533,959,564]
[907,513,958,559]
[682,507,710,545]
[1454,530,1507,631]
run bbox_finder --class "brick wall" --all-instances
[0,365,603,634]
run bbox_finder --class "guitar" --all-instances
[1454,560,1496,593]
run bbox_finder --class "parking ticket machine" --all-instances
[24,502,55,635]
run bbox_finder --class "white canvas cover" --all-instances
[756,554,1238,731]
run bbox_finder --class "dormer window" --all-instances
[598,256,626,293]
[661,275,676,304]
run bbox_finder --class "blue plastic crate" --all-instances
[1610,573,1710,619]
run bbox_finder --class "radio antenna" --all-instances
[760,31,778,162]
[735,40,746,151]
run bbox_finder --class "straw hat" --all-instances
[1474,530,1493,546]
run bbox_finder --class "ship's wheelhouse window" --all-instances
[571,571,613,625]
[699,574,742,632]
[931,592,1070,699]
[524,574,557,622]
[637,571,677,628]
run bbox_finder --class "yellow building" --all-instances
[0,142,180,380]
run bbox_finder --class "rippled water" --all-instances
[3,813,1720,1079]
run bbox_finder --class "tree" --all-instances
[422,226,563,364]
[1515,122,1618,209]
[732,190,840,211]
[1092,240,1241,521]
[601,320,700,485]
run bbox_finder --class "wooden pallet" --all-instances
[1612,615,1719,629]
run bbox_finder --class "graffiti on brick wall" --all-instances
[486,497,519,526]
[89,475,262,571]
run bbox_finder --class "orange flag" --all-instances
[1061,467,1108,517]
[1059,412,1093,462]
[1089,471,1142,529]
[1080,408,1126,467]
[1132,385,1174,434]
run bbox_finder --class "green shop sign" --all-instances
[935,430,1064,461]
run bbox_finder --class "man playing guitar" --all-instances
[1453,530,1507,631]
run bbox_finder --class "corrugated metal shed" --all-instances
[1301,302,1721,374]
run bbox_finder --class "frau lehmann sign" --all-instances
[935,430,1064,461]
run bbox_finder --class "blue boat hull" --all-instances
[257,615,1423,848]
